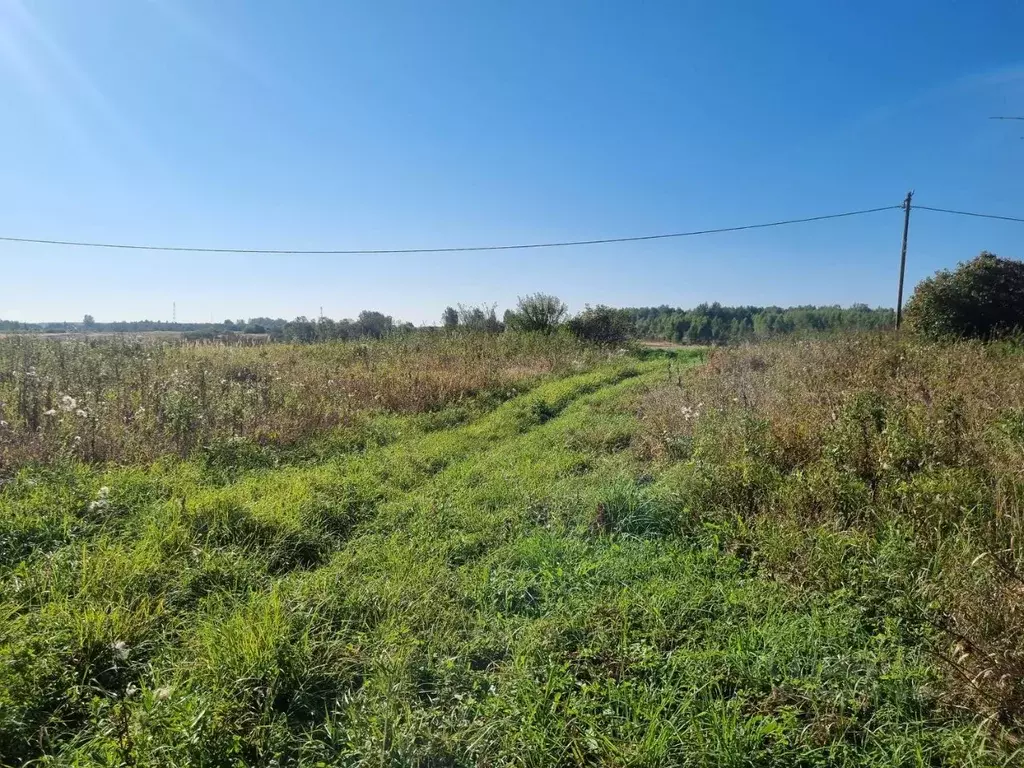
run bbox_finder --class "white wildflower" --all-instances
[43,409,57,417]
[59,395,77,412]
[0,420,7,428]
[111,640,129,660]
[75,409,89,418]
[88,487,110,512]
[154,686,172,701]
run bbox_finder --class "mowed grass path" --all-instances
[0,351,1002,766]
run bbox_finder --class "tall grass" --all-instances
[636,333,1024,737]
[3,336,1023,765]
[0,331,607,470]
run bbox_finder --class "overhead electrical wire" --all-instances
[914,205,1024,225]
[0,205,901,255]
[0,201,1020,255]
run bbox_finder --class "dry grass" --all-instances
[0,331,606,471]
[1,342,1016,764]
[635,333,1024,736]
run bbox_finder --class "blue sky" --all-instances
[1,0,1022,324]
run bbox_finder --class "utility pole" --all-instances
[172,302,176,324]
[895,191,913,331]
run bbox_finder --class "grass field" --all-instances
[1,333,1023,766]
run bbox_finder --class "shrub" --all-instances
[566,305,632,345]
[905,251,1024,340]
[504,294,567,334]
[456,303,503,333]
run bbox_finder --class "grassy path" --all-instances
[0,350,1007,766]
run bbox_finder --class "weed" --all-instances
[1,338,1020,765]
[636,333,1024,745]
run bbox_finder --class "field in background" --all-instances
[0,332,608,471]
[2,333,1023,765]
[637,339,693,351]
[0,331,187,340]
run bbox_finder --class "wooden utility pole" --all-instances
[895,191,913,330]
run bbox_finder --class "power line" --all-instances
[0,205,900,255]
[1,202,1019,255]
[915,205,1024,224]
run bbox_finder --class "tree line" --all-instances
[2,297,894,345]
[11,250,1022,345]
[0,312,408,342]
[435,298,895,344]
[623,303,894,343]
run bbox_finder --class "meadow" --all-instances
[1,331,1023,766]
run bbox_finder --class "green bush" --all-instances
[503,293,567,334]
[905,251,1024,340]
[567,305,633,345]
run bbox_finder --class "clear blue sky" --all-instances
[2,0,1022,324]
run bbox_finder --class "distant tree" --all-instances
[688,316,712,344]
[244,323,267,334]
[316,317,337,341]
[284,317,316,343]
[621,303,892,343]
[355,310,394,339]
[83,314,95,328]
[504,293,567,334]
[334,319,356,340]
[906,252,1024,340]
[442,306,459,329]
[457,303,503,333]
[567,305,632,345]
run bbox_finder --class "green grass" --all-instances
[0,344,1017,766]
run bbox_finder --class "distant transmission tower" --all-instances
[172,302,176,323]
